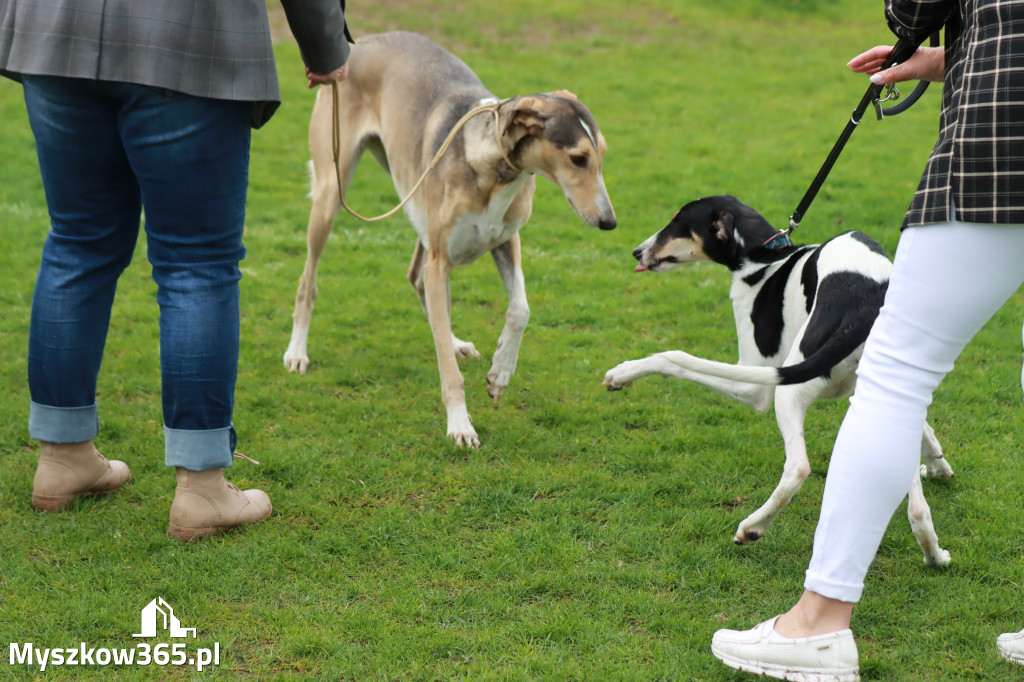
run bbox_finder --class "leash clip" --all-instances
[873,83,901,121]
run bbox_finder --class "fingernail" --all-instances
[869,73,884,84]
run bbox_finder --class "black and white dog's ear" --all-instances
[711,210,735,241]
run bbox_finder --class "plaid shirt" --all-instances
[887,0,1024,226]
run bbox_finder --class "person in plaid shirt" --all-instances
[712,1,1024,679]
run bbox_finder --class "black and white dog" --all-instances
[604,195,952,565]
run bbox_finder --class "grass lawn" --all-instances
[2,0,1024,679]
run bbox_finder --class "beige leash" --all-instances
[330,81,518,223]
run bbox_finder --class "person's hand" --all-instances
[848,45,944,84]
[306,63,349,89]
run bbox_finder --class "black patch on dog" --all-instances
[850,230,891,258]
[750,255,804,358]
[798,272,887,358]
[742,267,768,287]
[800,248,821,314]
[742,245,811,286]
[775,271,888,385]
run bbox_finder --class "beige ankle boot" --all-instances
[32,441,132,512]
[167,468,272,541]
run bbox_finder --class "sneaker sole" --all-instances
[712,644,860,682]
[999,650,1024,665]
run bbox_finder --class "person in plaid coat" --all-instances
[712,1,1024,679]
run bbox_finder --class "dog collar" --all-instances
[762,231,794,250]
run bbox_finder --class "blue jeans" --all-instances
[23,76,252,471]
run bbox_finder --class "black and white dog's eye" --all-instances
[570,154,588,168]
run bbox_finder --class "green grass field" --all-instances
[2,1,1024,679]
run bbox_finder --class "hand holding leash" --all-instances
[849,44,945,86]
[782,35,937,242]
[307,63,349,89]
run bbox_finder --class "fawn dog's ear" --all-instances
[501,96,551,138]
[545,89,578,101]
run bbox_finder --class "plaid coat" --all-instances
[887,0,1024,226]
[0,0,351,127]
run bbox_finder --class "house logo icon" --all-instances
[133,597,197,638]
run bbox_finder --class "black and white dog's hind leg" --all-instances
[911,420,953,566]
[920,421,954,480]
[909,468,951,566]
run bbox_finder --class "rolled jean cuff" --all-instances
[28,401,99,443]
[803,570,864,604]
[164,425,236,471]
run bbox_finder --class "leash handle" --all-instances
[787,36,930,236]
[879,31,940,117]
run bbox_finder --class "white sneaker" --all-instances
[712,616,860,681]
[997,628,1024,665]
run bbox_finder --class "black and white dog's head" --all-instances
[632,195,786,273]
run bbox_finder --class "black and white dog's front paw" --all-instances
[603,359,649,390]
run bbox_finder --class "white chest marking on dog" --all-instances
[448,173,530,264]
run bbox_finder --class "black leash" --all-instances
[764,35,937,250]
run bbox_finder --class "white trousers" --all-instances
[804,221,1024,602]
